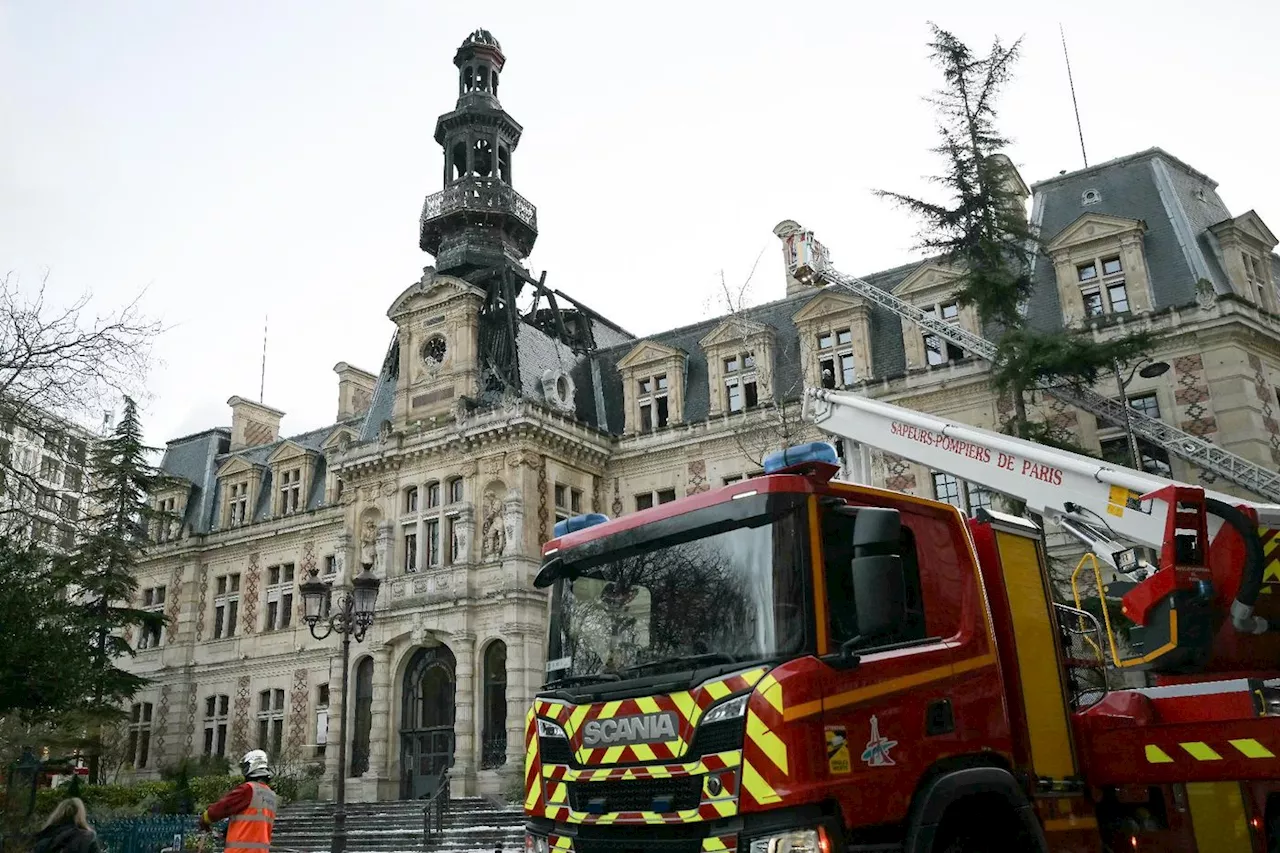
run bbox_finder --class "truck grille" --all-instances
[567,776,702,813]
[540,737,574,765]
[688,719,744,756]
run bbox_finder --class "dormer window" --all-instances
[922,303,965,366]
[816,329,855,388]
[228,482,249,527]
[1077,256,1129,317]
[638,374,669,431]
[723,354,759,412]
[1243,252,1270,310]
[279,468,303,515]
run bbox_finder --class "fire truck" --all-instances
[520,235,1280,853]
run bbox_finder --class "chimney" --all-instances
[334,362,378,421]
[227,396,285,451]
[773,219,816,298]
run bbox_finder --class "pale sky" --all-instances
[3,0,1277,448]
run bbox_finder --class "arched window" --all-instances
[463,66,474,93]
[450,143,467,181]
[498,146,511,183]
[405,486,419,513]
[481,641,507,768]
[351,657,374,776]
[448,477,464,505]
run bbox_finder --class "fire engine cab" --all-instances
[523,394,1280,852]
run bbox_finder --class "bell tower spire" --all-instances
[420,29,536,278]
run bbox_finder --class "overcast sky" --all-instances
[3,0,1277,448]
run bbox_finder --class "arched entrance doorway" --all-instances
[399,645,456,799]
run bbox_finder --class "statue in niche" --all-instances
[360,518,378,568]
[481,490,506,559]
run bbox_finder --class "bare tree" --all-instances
[705,258,812,470]
[0,271,160,533]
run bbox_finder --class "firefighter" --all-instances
[198,750,277,853]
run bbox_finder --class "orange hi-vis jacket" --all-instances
[203,781,276,853]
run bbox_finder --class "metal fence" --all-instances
[94,816,216,853]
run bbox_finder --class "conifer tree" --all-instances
[877,24,1154,445]
[66,396,165,781]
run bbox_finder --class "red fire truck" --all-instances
[522,390,1279,853]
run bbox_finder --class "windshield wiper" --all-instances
[622,653,739,676]
[544,673,621,690]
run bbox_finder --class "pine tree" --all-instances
[66,396,166,781]
[877,24,1154,445]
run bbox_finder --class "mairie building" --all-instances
[121,29,1280,800]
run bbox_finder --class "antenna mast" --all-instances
[1060,23,1088,168]
[260,315,268,403]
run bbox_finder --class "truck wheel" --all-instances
[932,807,1024,853]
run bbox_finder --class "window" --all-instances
[931,472,994,517]
[481,641,507,769]
[37,488,56,512]
[1129,392,1160,422]
[1101,393,1173,477]
[637,374,670,431]
[264,564,294,631]
[40,455,60,484]
[68,438,86,465]
[448,477,464,505]
[723,474,744,486]
[821,509,926,648]
[64,466,83,492]
[922,304,964,366]
[204,694,230,757]
[137,586,166,649]
[447,517,459,564]
[213,573,240,639]
[155,495,177,541]
[227,481,250,527]
[634,488,677,512]
[816,328,855,389]
[426,481,441,508]
[426,518,441,567]
[315,684,329,757]
[405,486,419,513]
[279,468,302,515]
[127,702,153,768]
[1078,256,1129,317]
[257,689,285,757]
[554,483,583,521]
[324,554,337,576]
[404,527,418,573]
[1243,252,1269,308]
[722,352,760,412]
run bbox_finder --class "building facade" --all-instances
[120,31,1280,800]
[0,403,94,552]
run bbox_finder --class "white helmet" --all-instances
[241,749,271,780]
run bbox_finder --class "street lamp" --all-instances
[1112,357,1170,471]
[300,562,381,853]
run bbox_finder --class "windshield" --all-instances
[544,493,811,684]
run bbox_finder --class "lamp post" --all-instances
[300,562,381,853]
[1111,357,1171,471]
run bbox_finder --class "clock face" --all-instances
[422,336,447,366]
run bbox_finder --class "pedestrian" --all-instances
[198,750,276,853]
[31,798,102,853]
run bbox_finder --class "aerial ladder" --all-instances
[803,384,1280,676]
[775,221,1280,505]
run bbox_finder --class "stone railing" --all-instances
[419,177,537,231]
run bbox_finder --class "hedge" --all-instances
[27,774,311,821]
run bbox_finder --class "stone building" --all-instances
[120,30,1280,801]
[0,403,94,552]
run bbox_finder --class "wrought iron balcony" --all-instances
[419,177,537,233]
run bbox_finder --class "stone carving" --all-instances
[481,489,506,560]
[537,457,550,545]
[335,533,350,580]
[452,513,470,564]
[483,454,505,476]
[503,491,522,557]
[360,518,378,568]
[381,482,396,497]
[687,460,709,495]
[459,460,478,478]
[1195,278,1216,311]
[376,523,393,574]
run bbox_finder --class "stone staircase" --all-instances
[272,798,525,853]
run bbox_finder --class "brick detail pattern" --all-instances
[230,675,252,757]
[185,682,199,753]
[300,542,317,621]
[1046,397,1079,441]
[1249,354,1280,466]
[241,553,261,635]
[592,474,602,515]
[195,564,210,641]
[611,477,622,517]
[155,684,171,762]
[165,565,183,643]
[882,452,917,493]
[537,457,550,544]
[686,460,709,495]
[286,668,309,761]
[1172,354,1218,485]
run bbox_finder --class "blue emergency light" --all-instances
[763,441,839,474]
[553,512,610,538]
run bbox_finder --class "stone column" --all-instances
[375,522,393,575]
[335,532,353,582]
[450,632,477,794]
[453,506,474,565]
[320,651,342,800]
[367,645,393,798]
[502,491,523,558]
[504,629,531,773]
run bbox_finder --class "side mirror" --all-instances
[854,507,900,556]
[851,554,906,642]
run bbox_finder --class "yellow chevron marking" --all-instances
[759,674,783,715]
[671,691,697,721]
[631,743,657,762]
[1181,742,1222,761]
[709,799,737,818]
[600,700,622,718]
[704,680,732,701]
[595,813,618,826]
[632,695,659,714]
[1230,738,1275,759]
[702,838,728,852]
[551,837,574,852]
[1145,745,1174,764]
[740,759,782,805]
[746,712,788,775]
[741,666,768,686]
[568,705,590,734]
[602,745,626,763]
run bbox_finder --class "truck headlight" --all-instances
[701,694,749,725]
[536,718,567,739]
[524,832,549,853]
[749,829,826,853]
